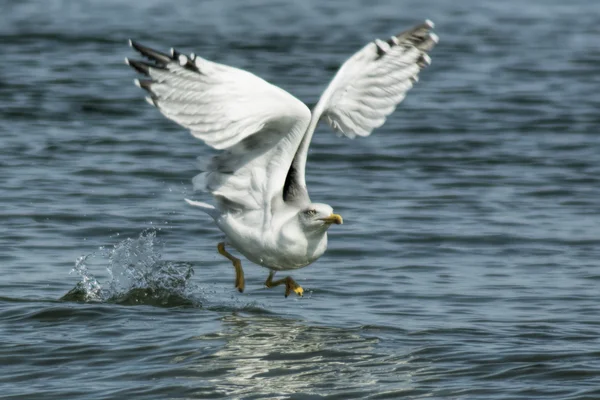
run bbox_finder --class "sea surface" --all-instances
[1,0,600,399]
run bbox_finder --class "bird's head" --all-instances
[298,203,343,232]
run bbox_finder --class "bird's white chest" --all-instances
[217,213,328,271]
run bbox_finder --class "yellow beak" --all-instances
[319,213,343,225]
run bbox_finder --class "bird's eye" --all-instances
[305,209,317,217]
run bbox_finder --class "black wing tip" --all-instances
[133,79,159,106]
[394,20,438,41]
[413,19,436,33]
[377,19,437,59]
[145,96,158,107]
[428,32,439,44]
[417,53,432,68]
[176,52,200,72]
[129,39,201,72]
[133,78,153,92]
[129,39,147,55]
[125,58,156,75]
[128,40,172,64]
[170,47,181,59]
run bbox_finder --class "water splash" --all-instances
[70,253,104,302]
[61,230,199,307]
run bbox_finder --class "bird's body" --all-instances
[216,205,329,271]
[126,20,438,296]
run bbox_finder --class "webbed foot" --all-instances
[265,271,303,298]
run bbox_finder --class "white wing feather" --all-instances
[316,20,438,138]
[127,42,310,213]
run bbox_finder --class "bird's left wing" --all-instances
[285,20,438,204]
[316,20,438,138]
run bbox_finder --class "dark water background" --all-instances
[2,0,600,398]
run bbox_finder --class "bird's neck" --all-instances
[280,213,329,241]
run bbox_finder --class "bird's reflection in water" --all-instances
[189,313,414,398]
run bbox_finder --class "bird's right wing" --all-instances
[126,42,311,214]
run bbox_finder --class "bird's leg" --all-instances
[217,242,244,293]
[264,271,303,298]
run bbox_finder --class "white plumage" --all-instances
[126,20,438,297]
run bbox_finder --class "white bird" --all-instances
[126,21,438,297]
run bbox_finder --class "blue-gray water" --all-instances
[2,0,600,399]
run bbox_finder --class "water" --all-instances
[2,0,600,398]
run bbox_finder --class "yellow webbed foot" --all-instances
[285,278,303,298]
[265,272,303,298]
[293,285,304,297]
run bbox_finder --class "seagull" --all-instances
[126,21,438,297]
